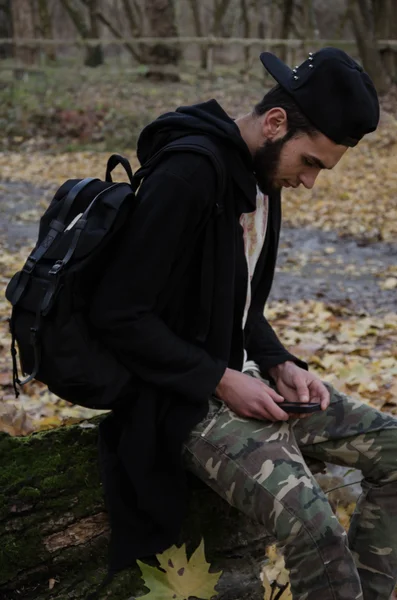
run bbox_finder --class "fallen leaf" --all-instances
[380,277,397,290]
[48,578,56,590]
[137,540,221,600]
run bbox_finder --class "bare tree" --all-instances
[240,0,261,74]
[60,0,104,66]
[254,0,266,38]
[212,0,233,35]
[36,0,56,62]
[279,0,294,62]
[240,0,251,71]
[0,0,12,58]
[144,0,181,80]
[348,0,390,94]
[188,0,207,69]
[11,0,39,65]
[86,0,103,66]
[372,0,397,83]
[96,0,145,64]
[187,0,233,71]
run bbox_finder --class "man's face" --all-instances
[253,129,348,194]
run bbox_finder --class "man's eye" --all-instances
[304,158,314,167]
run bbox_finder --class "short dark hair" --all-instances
[254,84,319,138]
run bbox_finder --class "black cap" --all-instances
[260,47,380,147]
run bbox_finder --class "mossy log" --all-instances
[0,418,272,600]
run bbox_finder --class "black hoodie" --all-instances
[90,99,304,573]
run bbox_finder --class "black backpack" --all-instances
[5,136,226,410]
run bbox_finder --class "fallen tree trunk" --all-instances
[0,417,271,599]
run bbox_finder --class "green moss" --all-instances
[0,418,116,593]
[0,420,102,497]
[16,486,41,501]
[0,532,50,584]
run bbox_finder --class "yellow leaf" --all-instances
[380,277,397,290]
[138,540,221,600]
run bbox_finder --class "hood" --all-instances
[137,100,257,209]
[137,99,251,165]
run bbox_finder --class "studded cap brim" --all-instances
[259,52,293,90]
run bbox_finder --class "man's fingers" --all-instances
[264,396,289,421]
[293,375,310,403]
[266,386,285,404]
[310,381,330,410]
[252,396,288,421]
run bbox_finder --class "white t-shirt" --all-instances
[239,187,269,373]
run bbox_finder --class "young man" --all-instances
[91,48,397,599]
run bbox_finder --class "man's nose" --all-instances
[299,169,320,189]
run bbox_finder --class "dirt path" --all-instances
[0,180,51,250]
[1,180,396,316]
[271,226,397,315]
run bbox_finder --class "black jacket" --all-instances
[89,100,305,571]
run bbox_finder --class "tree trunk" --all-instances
[240,0,251,78]
[85,0,103,67]
[0,419,271,599]
[212,0,233,36]
[349,0,390,94]
[279,0,294,62]
[11,0,39,65]
[60,0,103,67]
[144,0,181,81]
[36,0,56,62]
[121,0,147,63]
[187,0,207,70]
[203,0,232,75]
[96,9,142,63]
[255,0,266,39]
[373,0,397,83]
[0,0,12,58]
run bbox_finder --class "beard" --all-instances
[252,135,289,194]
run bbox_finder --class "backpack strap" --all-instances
[133,134,227,210]
[9,177,99,308]
[106,154,134,186]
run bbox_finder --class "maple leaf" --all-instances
[137,540,221,600]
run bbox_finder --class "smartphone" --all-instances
[281,402,322,414]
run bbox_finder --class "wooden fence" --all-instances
[1,37,396,75]
[1,37,396,48]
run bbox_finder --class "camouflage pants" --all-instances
[182,383,397,600]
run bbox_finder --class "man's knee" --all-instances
[364,426,397,483]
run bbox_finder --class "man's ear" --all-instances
[262,107,288,141]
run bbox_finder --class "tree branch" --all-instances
[96,9,142,62]
[130,0,143,28]
[213,0,233,34]
[60,0,90,38]
[121,0,141,37]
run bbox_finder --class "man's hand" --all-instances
[216,368,289,422]
[268,361,330,417]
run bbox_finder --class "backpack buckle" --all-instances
[23,257,36,273]
[49,261,63,276]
